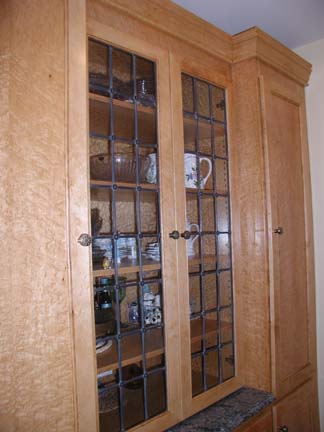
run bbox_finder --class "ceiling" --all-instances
[172,0,324,49]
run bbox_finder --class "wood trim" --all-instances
[233,27,312,86]
[92,0,233,62]
[90,2,311,86]
[67,1,98,431]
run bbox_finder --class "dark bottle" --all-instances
[95,277,115,326]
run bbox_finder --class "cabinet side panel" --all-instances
[231,58,271,391]
[0,1,75,431]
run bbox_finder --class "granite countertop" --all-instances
[166,387,275,432]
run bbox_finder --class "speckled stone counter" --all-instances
[166,387,275,432]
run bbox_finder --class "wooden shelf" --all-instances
[93,258,161,278]
[89,92,155,115]
[97,318,232,375]
[93,255,220,278]
[183,115,226,142]
[188,255,217,265]
[186,187,228,196]
[90,179,157,190]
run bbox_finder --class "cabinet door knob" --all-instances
[274,226,284,235]
[279,426,288,432]
[78,233,92,247]
[169,230,180,240]
[181,230,192,240]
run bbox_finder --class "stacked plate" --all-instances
[144,242,160,261]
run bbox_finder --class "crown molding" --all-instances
[92,1,312,86]
[233,27,312,85]
[96,0,233,62]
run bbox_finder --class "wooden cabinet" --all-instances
[69,4,319,432]
[1,1,319,432]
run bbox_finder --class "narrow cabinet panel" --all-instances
[260,68,315,398]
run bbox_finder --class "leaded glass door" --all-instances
[88,37,179,432]
[179,72,236,402]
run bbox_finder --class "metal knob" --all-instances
[279,426,288,432]
[181,230,192,240]
[169,230,180,240]
[78,233,92,247]
[274,226,284,235]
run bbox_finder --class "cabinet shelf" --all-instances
[188,255,217,265]
[93,258,161,278]
[93,255,218,278]
[89,92,155,115]
[90,179,157,190]
[186,187,228,197]
[97,318,231,375]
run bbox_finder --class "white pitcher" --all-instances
[186,220,199,257]
[184,153,212,189]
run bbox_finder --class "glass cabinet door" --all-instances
[88,39,167,432]
[181,73,235,397]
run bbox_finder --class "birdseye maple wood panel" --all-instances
[1,1,75,431]
[231,58,271,392]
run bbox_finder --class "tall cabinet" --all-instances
[1,1,318,432]
[67,2,319,432]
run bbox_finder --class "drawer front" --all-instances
[236,410,273,432]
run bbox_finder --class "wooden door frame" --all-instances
[169,54,242,419]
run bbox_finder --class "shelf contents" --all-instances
[184,153,212,189]
[143,241,160,261]
[185,219,199,257]
[145,152,157,184]
[90,153,150,183]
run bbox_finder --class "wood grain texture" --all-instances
[0,1,75,431]
[235,408,272,432]
[231,58,271,391]
[273,380,319,432]
[233,27,312,86]
[87,1,231,82]
[260,64,318,402]
[89,0,232,62]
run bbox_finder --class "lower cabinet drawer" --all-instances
[236,409,273,432]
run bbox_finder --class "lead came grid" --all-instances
[182,74,235,396]
[89,39,166,432]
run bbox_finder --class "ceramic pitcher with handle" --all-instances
[184,153,212,189]
[186,220,199,257]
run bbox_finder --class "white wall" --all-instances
[295,38,324,430]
